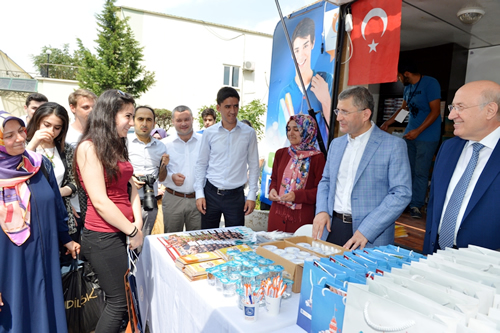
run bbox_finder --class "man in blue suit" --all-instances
[423,80,500,254]
[313,86,411,250]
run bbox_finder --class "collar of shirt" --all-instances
[347,121,375,145]
[465,125,500,151]
[131,134,159,147]
[170,131,200,144]
[215,120,244,133]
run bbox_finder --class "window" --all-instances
[223,65,240,88]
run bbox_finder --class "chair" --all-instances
[293,224,313,237]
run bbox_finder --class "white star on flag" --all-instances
[368,39,379,52]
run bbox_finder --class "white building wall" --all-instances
[37,78,79,120]
[120,8,273,123]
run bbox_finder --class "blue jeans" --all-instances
[405,139,440,208]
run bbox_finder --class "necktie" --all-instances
[439,142,484,249]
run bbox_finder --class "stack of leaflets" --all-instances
[157,227,253,261]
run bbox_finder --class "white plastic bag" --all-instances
[343,283,448,332]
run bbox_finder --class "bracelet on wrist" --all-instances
[128,226,138,237]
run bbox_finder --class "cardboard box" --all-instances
[256,241,305,293]
[284,236,345,258]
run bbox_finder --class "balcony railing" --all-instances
[39,63,82,81]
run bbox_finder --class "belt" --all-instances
[205,180,244,196]
[333,211,352,223]
[166,187,195,198]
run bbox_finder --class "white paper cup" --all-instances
[265,295,282,316]
[244,303,258,321]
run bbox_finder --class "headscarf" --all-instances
[150,128,168,139]
[275,114,321,223]
[0,111,42,246]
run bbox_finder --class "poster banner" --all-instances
[260,1,338,206]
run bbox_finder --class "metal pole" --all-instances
[273,0,328,157]
[46,54,50,78]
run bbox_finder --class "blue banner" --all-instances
[260,1,339,205]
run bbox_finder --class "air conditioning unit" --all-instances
[243,61,255,71]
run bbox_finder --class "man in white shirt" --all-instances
[21,93,48,125]
[423,80,500,253]
[194,87,260,229]
[161,105,202,232]
[65,89,96,228]
[66,89,97,147]
[128,106,169,237]
[313,86,411,250]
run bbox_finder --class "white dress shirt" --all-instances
[161,132,202,193]
[127,134,167,198]
[65,124,83,211]
[438,126,500,244]
[334,121,375,214]
[194,120,260,200]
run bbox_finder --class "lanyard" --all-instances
[406,75,423,106]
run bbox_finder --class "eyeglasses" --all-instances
[333,108,366,116]
[448,103,486,113]
[117,89,127,96]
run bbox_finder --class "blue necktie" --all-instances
[439,142,484,249]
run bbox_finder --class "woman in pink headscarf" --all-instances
[0,111,79,332]
[268,114,326,233]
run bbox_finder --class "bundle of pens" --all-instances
[243,283,263,305]
[261,276,286,299]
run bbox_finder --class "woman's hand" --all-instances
[128,229,143,250]
[26,128,54,150]
[60,186,72,197]
[268,188,280,201]
[280,191,295,203]
[0,293,3,312]
[64,241,81,259]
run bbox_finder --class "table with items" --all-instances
[135,226,500,333]
[135,227,306,333]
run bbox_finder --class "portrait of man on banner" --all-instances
[260,1,338,206]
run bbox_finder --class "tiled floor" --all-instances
[394,210,427,254]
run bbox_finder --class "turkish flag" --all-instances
[348,0,402,85]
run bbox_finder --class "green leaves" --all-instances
[196,99,267,140]
[76,0,155,98]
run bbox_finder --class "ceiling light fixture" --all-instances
[457,5,485,25]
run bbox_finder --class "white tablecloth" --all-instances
[136,234,305,333]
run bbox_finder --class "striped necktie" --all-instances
[439,142,484,249]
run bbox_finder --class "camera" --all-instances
[135,174,157,211]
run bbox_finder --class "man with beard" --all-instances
[128,106,169,237]
[381,60,441,219]
[161,105,203,232]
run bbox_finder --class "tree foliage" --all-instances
[76,0,155,98]
[155,108,172,132]
[196,99,267,140]
[31,44,81,80]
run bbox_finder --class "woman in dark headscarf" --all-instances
[0,111,79,332]
[268,114,326,233]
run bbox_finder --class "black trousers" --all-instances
[326,215,353,246]
[81,228,128,333]
[202,181,245,229]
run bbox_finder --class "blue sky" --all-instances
[2,0,311,73]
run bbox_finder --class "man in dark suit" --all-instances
[423,80,500,254]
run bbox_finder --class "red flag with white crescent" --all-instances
[348,0,402,85]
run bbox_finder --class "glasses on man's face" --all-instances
[448,103,485,113]
[333,108,366,116]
